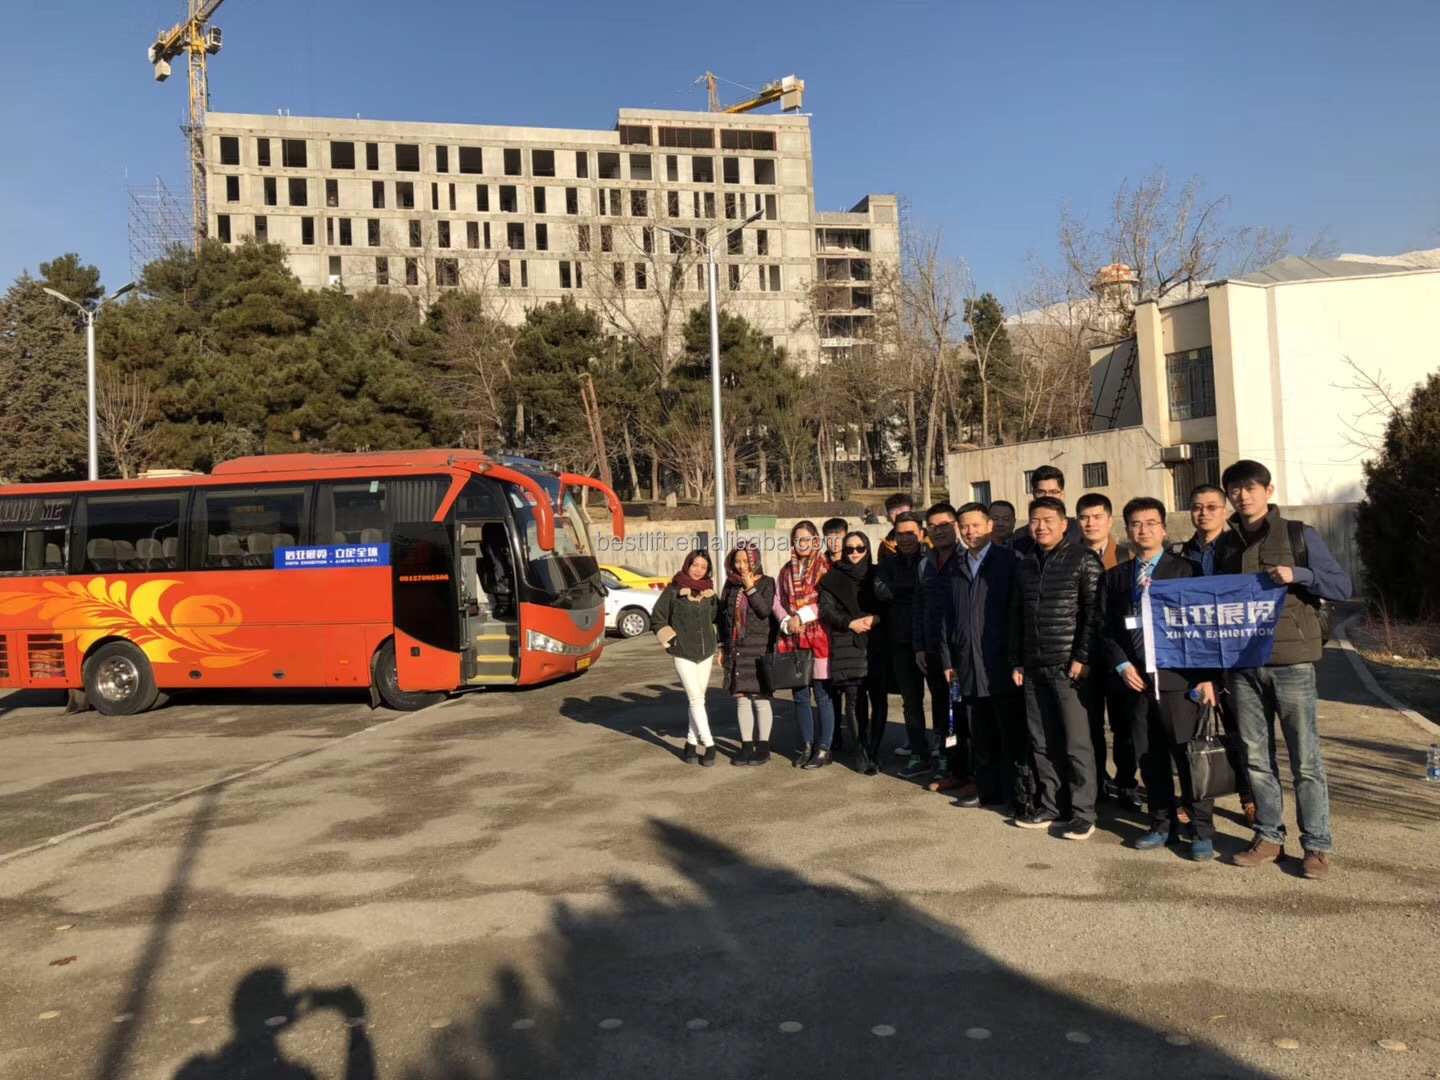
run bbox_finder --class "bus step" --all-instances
[466,672,519,685]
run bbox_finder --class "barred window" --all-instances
[1166,347,1216,420]
[1082,462,1109,488]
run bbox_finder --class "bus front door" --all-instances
[389,523,463,692]
[458,521,520,686]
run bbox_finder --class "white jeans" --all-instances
[674,655,715,746]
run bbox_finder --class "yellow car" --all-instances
[600,563,668,592]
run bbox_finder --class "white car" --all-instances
[602,571,661,639]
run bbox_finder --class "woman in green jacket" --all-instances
[650,549,721,765]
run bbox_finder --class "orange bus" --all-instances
[0,450,623,714]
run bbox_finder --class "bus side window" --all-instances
[327,481,390,546]
[78,492,186,574]
[0,530,23,576]
[199,486,309,570]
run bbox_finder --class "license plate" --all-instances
[576,656,592,670]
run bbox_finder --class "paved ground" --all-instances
[0,639,1437,1080]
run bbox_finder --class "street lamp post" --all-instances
[657,210,764,555]
[43,282,135,481]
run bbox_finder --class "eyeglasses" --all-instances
[844,545,867,554]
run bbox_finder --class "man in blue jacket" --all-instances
[1216,460,1352,881]
[941,502,1025,811]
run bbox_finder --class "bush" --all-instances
[1356,372,1440,619]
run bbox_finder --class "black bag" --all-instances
[1186,705,1240,801]
[759,648,813,692]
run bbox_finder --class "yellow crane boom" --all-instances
[147,0,226,247]
[698,72,805,114]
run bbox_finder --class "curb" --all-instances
[1333,614,1440,738]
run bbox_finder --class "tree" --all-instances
[39,253,104,305]
[0,271,89,480]
[962,292,1015,445]
[1356,372,1440,618]
[901,228,967,506]
[95,372,156,479]
[510,298,613,465]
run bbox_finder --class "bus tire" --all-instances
[372,639,446,712]
[616,607,650,639]
[84,641,160,716]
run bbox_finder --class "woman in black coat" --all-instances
[717,543,778,765]
[819,532,881,774]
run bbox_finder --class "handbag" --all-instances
[1186,704,1240,801]
[759,648,813,692]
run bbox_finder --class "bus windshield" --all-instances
[503,483,598,598]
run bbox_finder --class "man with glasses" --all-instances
[1011,467,1083,554]
[1100,497,1220,861]
[874,511,930,775]
[913,503,970,790]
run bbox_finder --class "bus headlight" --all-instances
[526,630,592,656]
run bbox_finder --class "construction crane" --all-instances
[697,72,805,114]
[147,0,226,247]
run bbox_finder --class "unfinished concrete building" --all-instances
[203,108,898,368]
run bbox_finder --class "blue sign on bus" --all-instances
[276,544,390,569]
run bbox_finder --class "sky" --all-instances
[1,0,1437,304]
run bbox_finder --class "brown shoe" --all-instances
[927,775,964,793]
[1231,837,1285,867]
[1302,851,1331,880]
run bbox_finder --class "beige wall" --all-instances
[944,426,1170,520]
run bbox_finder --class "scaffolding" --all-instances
[127,175,193,282]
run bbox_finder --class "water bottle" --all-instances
[1427,744,1440,784]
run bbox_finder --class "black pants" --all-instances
[927,654,970,778]
[968,693,1026,809]
[834,680,876,769]
[891,648,927,757]
[1024,665,1096,824]
[1081,668,1137,791]
[855,666,889,757]
[1117,687,1215,840]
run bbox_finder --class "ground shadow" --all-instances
[401,819,1277,1080]
[170,967,376,1080]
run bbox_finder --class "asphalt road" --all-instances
[0,637,1437,1080]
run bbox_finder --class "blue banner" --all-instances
[1143,573,1288,671]
[276,543,390,569]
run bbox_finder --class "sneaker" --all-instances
[1012,810,1058,830]
[1133,829,1171,851]
[953,782,981,808]
[898,755,930,779]
[893,744,913,758]
[1302,850,1331,880]
[1119,787,1145,812]
[927,774,963,793]
[1189,838,1216,862]
[1231,836,1285,867]
[1060,820,1096,841]
[1100,778,1119,801]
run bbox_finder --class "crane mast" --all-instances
[147,0,226,248]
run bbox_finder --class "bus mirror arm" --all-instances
[558,473,625,541]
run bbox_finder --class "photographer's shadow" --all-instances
[172,967,375,1080]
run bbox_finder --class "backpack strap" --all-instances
[1286,519,1309,568]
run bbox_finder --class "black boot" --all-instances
[792,742,812,769]
[803,746,832,770]
[683,742,698,764]
[699,745,717,767]
[748,739,771,765]
[732,740,755,766]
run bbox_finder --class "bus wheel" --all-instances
[372,639,447,712]
[617,608,650,639]
[84,641,160,716]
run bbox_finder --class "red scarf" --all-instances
[777,552,829,658]
[671,550,714,594]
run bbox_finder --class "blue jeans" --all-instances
[792,680,836,749]
[1228,664,1333,853]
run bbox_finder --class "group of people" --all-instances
[648,459,1352,880]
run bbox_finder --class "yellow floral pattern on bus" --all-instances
[0,578,266,669]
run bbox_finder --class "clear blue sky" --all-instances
[2,0,1437,303]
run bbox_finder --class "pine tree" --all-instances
[0,272,89,480]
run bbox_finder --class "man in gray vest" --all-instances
[1216,460,1352,880]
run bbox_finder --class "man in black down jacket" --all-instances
[1008,496,1103,838]
[912,502,968,789]
[873,511,928,777]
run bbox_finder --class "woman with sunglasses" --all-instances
[650,549,721,765]
[774,520,836,768]
[820,531,883,774]
[717,543,778,765]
